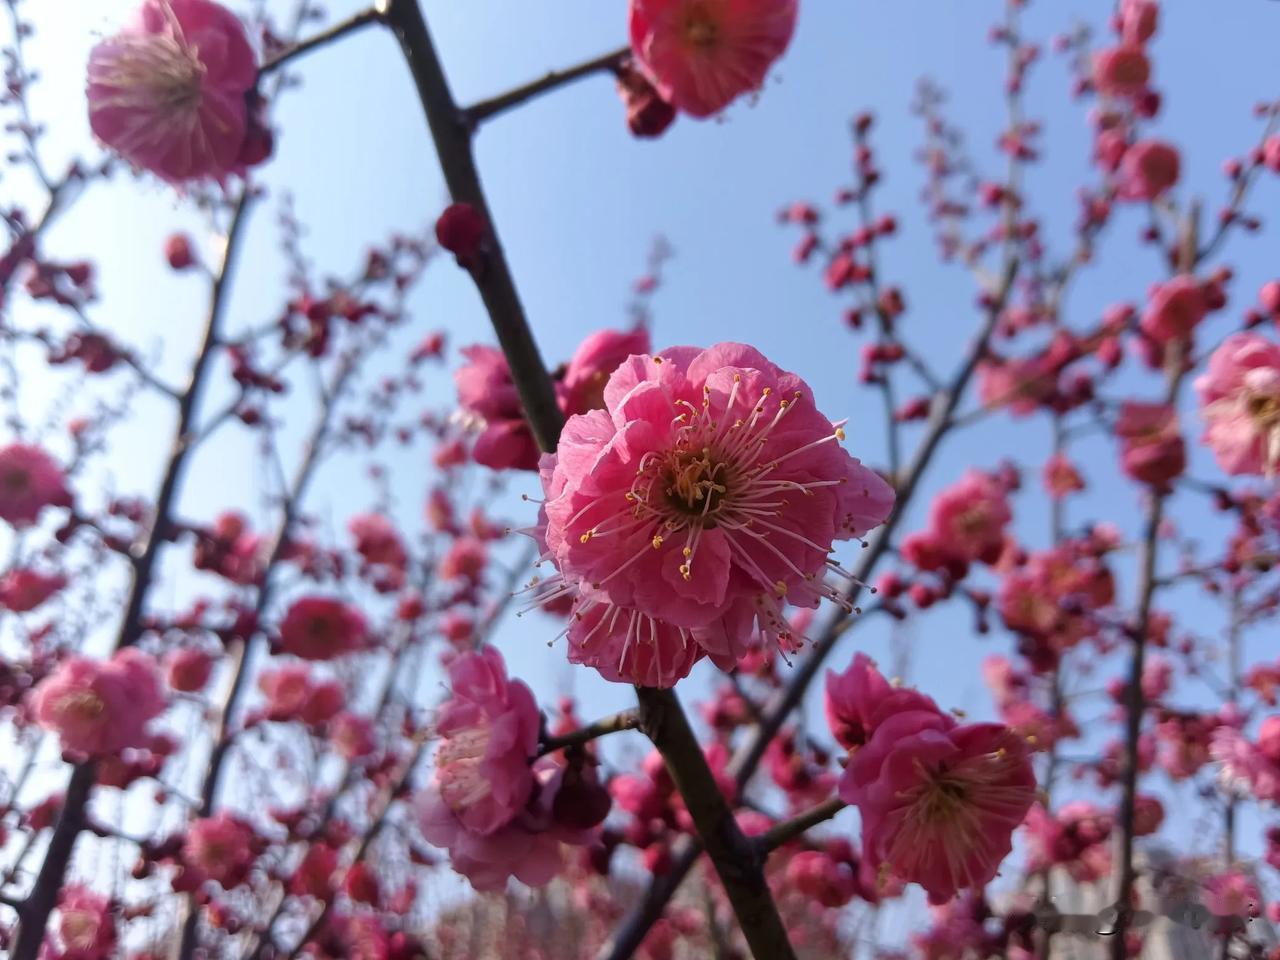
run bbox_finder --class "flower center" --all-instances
[61,911,101,951]
[1246,390,1280,429]
[917,768,972,823]
[663,447,729,520]
[97,34,206,124]
[436,727,493,813]
[682,6,721,49]
[1,469,29,495]
[59,690,106,724]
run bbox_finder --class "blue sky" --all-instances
[7,0,1280,948]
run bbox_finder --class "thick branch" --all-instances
[462,45,631,128]
[383,6,797,954]
[381,0,563,451]
[636,687,797,960]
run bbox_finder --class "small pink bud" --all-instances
[435,203,487,263]
[165,234,194,271]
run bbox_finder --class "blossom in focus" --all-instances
[87,0,268,184]
[1195,333,1280,475]
[277,596,368,660]
[0,443,72,528]
[628,0,798,118]
[539,342,894,669]
[1115,401,1185,490]
[839,709,1036,904]
[565,594,704,689]
[31,649,164,758]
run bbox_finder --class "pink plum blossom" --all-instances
[31,649,164,757]
[183,812,257,888]
[1140,275,1206,343]
[277,596,367,660]
[0,443,72,527]
[428,648,540,837]
[87,0,267,184]
[839,710,1036,904]
[1115,401,1185,490]
[1196,333,1280,475]
[561,326,651,417]
[824,652,942,752]
[628,0,798,118]
[540,342,894,668]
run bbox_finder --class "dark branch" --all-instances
[462,45,632,128]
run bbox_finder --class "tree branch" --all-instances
[11,190,256,960]
[635,687,797,960]
[383,7,796,955]
[461,45,632,128]
[259,7,385,77]
[538,710,640,756]
[381,0,563,452]
[756,797,846,854]
[1109,204,1198,960]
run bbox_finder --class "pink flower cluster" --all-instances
[416,649,598,890]
[87,0,272,184]
[454,327,651,471]
[827,654,1036,904]
[538,342,894,686]
[901,468,1013,576]
[32,649,164,758]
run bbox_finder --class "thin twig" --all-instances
[538,710,640,756]
[756,797,846,854]
[462,45,631,128]
[259,7,384,77]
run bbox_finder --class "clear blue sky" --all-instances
[8,0,1280,947]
